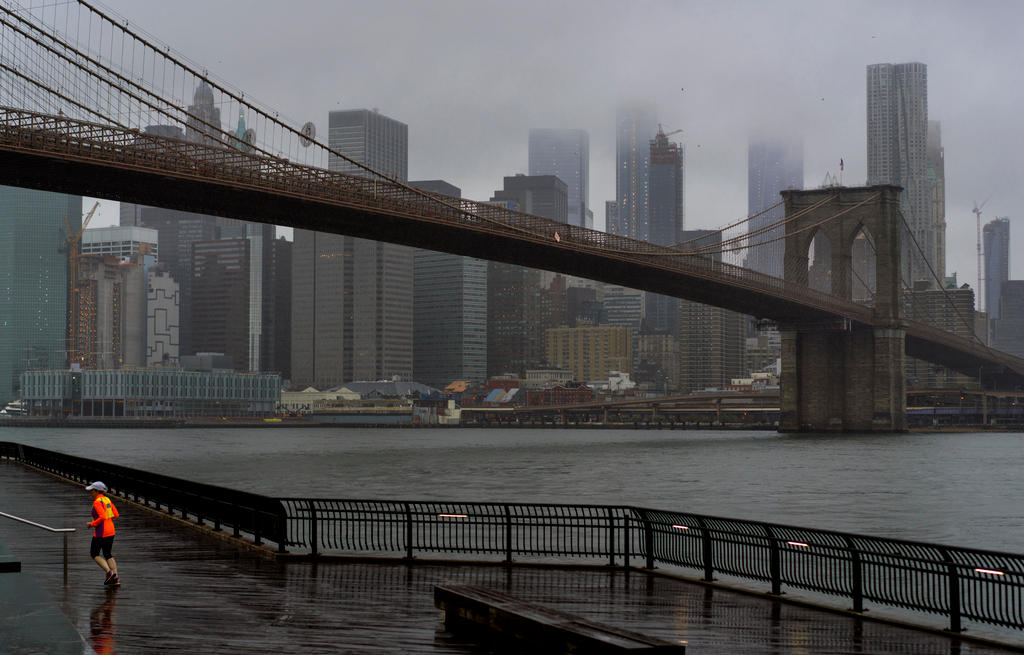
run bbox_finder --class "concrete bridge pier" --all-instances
[779,185,906,432]
[779,323,906,432]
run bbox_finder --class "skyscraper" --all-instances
[602,284,644,377]
[126,206,218,357]
[927,121,946,281]
[678,301,747,392]
[676,230,747,392]
[204,220,281,373]
[905,276,975,388]
[994,281,1024,358]
[984,217,1010,320]
[185,81,222,146]
[528,129,589,228]
[80,226,158,368]
[292,108,411,388]
[190,238,250,370]
[75,255,146,369]
[327,109,408,180]
[648,127,685,246]
[746,134,803,278]
[605,201,617,235]
[486,177,569,377]
[146,269,179,366]
[613,104,657,241]
[411,180,487,388]
[491,175,568,223]
[268,236,292,380]
[645,127,686,339]
[0,187,81,403]
[487,260,544,378]
[867,62,937,284]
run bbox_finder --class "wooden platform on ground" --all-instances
[436,583,684,652]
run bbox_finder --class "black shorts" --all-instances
[90,535,114,559]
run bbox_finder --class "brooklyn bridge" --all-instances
[1,0,1022,431]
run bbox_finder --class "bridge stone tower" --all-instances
[779,185,906,432]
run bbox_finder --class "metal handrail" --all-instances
[277,497,1024,634]
[0,510,74,584]
[1,442,289,551]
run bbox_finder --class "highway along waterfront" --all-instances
[5,426,1024,551]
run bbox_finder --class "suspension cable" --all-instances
[896,208,982,344]
[672,199,785,248]
[680,193,838,255]
[652,192,877,259]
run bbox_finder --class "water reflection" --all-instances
[89,590,118,655]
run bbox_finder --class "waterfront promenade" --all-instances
[0,460,1017,654]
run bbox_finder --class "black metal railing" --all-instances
[1,442,288,550]
[279,499,1024,633]
[5,442,1023,633]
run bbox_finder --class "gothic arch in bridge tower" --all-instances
[778,185,906,433]
[805,230,832,294]
[850,226,877,303]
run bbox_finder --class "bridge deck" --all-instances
[3,109,1024,384]
[0,460,1014,654]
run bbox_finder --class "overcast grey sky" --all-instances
[88,0,1024,288]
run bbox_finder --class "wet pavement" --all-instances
[1,459,1020,655]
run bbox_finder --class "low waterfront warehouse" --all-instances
[20,368,280,418]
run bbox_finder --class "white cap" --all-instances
[85,481,108,492]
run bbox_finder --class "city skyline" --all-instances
[80,0,1023,290]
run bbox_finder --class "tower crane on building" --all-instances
[656,124,683,141]
[974,196,991,312]
[63,201,99,367]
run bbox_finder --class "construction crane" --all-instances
[656,123,683,140]
[63,201,99,367]
[974,196,991,312]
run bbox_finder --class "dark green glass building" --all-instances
[0,186,82,404]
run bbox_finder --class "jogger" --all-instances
[85,481,120,586]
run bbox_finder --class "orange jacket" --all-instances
[90,494,119,538]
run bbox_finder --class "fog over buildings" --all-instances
[83,0,1023,289]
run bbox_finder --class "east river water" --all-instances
[3,426,1023,553]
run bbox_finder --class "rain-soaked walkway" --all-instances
[0,459,1019,655]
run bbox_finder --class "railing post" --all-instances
[696,517,714,582]
[63,532,68,586]
[277,514,287,554]
[607,508,615,566]
[405,503,414,560]
[504,505,512,564]
[623,514,630,570]
[765,525,782,595]
[639,509,655,570]
[308,500,318,558]
[942,549,962,632]
[844,537,864,612]
[253,508,262,546]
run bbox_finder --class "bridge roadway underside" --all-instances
[2,149,848,324]
[3,460,1017,654]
